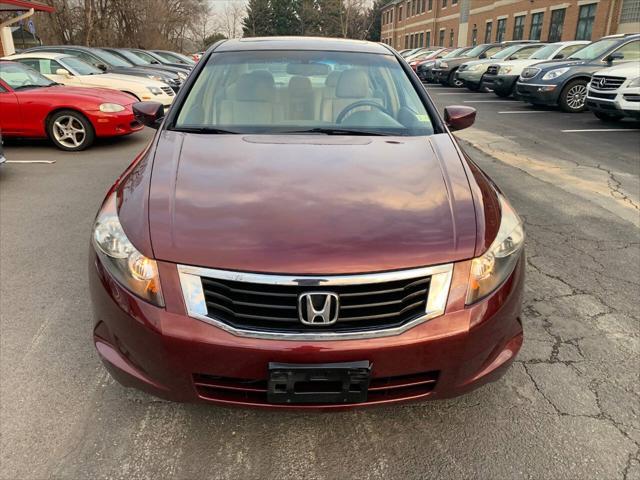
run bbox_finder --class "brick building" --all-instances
[380,0,640,50]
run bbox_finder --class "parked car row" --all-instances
[419,33,640,120]
[0,46,195,151]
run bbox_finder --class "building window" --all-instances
[405,35,408,48]
[426,31,431,47]
[449,29,455,47]
[484,21,493,43]
[452,0,457,4]
[496,18,506,42]
[529,12,544,40]
[399,6,402,21]
[439,29,445,46]
[472,25,478,45]
[419,32,424,46]
[576,3,597,40]
[442,0,447,7]
[513,15,525,40]
[548,9,565,42]
[412,0,417,16]
[428,0,433,11]
[390,10,393,23]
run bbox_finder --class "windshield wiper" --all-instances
[171,127,240,134]
[13,84,52,90]
[281,127,389,136]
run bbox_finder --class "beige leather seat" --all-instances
[219,71,281,124]
[321,69,381,123]
[287,76,316,121]
[322,71,341,100]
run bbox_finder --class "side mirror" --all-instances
[96,63,108,72]
[55,68,72,77]
[605,52,624,64]
[553,53,565,59]
[479,52,487,59]
[150,60,161,64]
[444,106,476,131]
[133,101,164,129]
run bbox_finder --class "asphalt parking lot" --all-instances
[1,86,639,479]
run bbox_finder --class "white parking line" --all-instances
[436,92,479,95]
[464,100,521,103]
[5,160,56,164]
[498,111,548,114]
[561,129,640,133]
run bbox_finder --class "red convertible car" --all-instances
[0,61,143,151]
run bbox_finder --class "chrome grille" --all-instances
[200,275,430,332]
[161,86,175,96]
[177,265,453,340]
[486,65,499,75]
[591,75,626,90]
[521,67,540,79]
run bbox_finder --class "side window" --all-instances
[558,44,585,58]
[611,41,640,62]
[40,60,64,75]
[484,46,501,57]
[68,51,99,68]
[16,58,41,72]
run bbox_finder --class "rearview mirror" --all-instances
[605,52,624,64]
[444,106,476,131]
[132,102,164,129]
[55,68,72,77]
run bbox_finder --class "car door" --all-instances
[0,81,22,134]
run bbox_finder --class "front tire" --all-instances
[494,87,512,98]
[559,79,588,113]
[47,110,95,151]
[448,70,463,87]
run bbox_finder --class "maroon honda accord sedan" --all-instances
[89,37,525,409]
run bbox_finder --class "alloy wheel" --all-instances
[52,115,87,149]
[566,84,587,110]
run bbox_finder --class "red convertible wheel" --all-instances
[47,110,95,151]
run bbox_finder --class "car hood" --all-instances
[85,72,166,87]
[110,65,179,80]
[441,56,476,67]
[531,59,595,71]
[20,84,136,104]
[592,63,639,77]
[144,131,478,274]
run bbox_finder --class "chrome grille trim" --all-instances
[177,264,454,341]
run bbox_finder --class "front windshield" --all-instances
[109,49,146,65]
[462,45,488,57]
[443,48,465,58]
[174,50,434,136]
[131,50,158,64]
[158,51,195,65]
[568,39,616,60]
[62,56,101,75]
[529,44,558,60]
[490,45,522,59]
[0,62,55,89]
[93,49,134,67]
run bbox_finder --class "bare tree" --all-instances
[214,2,245,39]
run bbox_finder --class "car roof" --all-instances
[5,52,69,60]
[213,37,392,55]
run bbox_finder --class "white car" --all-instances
[482,41,590,97]
[3,52,175,106]
[586,62,640,121]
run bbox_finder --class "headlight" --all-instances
[147,86,163,95]
[468,63,485,72]
[439,62,448,68]
[466,194,524,305]
[542,67,570,81]
[499,66,513,75]
[147,74,163,82]
[99,103,125,113]
[629,77,640,87]
[92,192,164,306]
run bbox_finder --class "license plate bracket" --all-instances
[267,361,371,404]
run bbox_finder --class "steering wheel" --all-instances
[335,100,393,124]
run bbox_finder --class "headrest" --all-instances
[288,76,312,96]
[287,62,330,76]
[325,71,341,88]
[235,70,275,102]
[336,69,370,98]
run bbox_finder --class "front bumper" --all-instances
[515,81,560,105]
[482,74,518,94]
[432,68,452,83]
[586,86,640,118]
[88,109,144,137]
[90,253,525,409]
